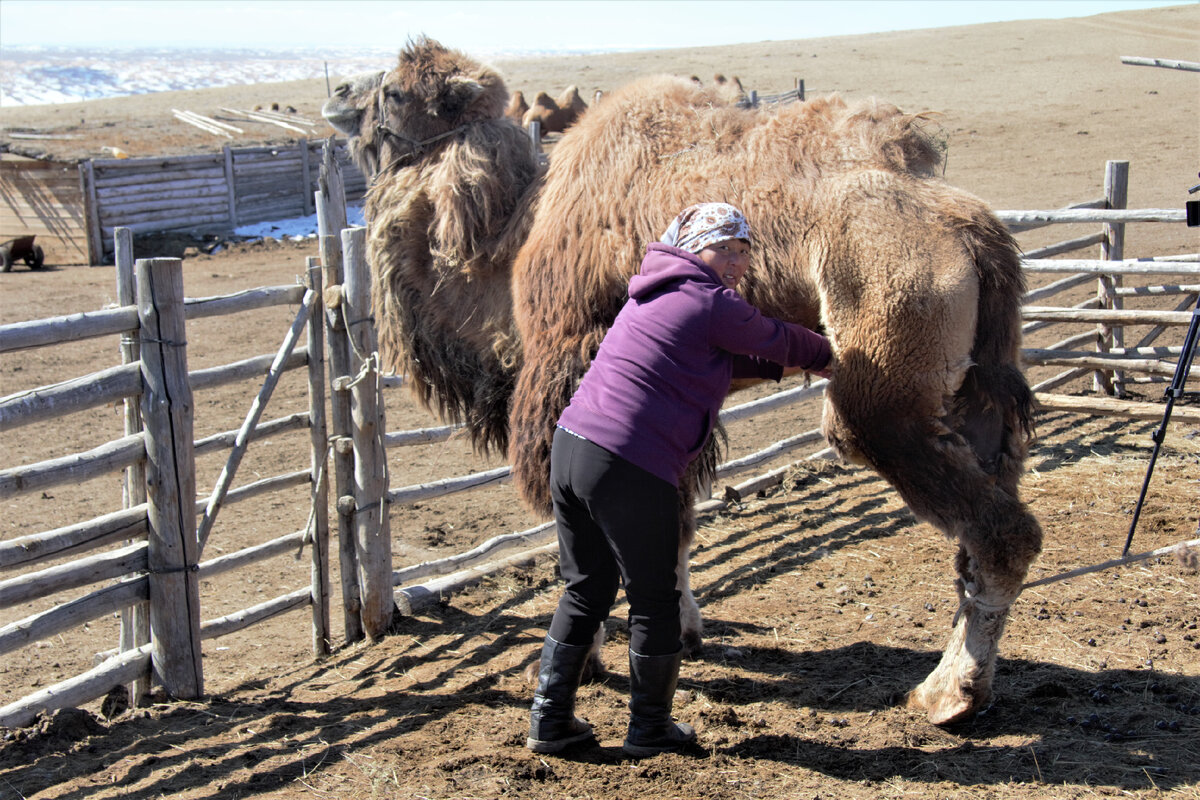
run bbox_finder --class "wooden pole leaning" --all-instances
[194,288,315,553]
[305,256,332,657]
[135,257,203,699]
[316,142,363,643]
[114,228,152,705]
[341,226,395,640]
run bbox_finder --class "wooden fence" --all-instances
[0,229,331,727]
[0,155,91,264]
[996,161,1196,401]
[0,156,1196,729]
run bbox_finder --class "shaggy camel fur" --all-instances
[323,43,539,454]
[322,37,1042,726]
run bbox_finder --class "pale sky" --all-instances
[0,0,1186,53]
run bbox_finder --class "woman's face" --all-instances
[697,238,751,290]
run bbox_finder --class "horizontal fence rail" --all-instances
[997,209,1187,225]
[0,285,306,355]
[1021,258,1200,275]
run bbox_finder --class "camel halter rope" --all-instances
[372,87,476,179]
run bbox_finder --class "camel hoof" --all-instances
[906,685,988,726]
[680,629,703,659]
[522,652,606,684]
[584,653,605,682]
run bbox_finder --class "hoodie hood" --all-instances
[628,243,723,300]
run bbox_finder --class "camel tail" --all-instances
[955,206,1035,493]
[509,345,591,515]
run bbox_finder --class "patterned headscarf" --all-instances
[659,203,751,254]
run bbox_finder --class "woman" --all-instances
[527,203,833,757]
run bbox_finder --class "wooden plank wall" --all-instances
[89,140,367,263]
[1,140,368,267]
[0,156,91,265]
[93,152,230,238]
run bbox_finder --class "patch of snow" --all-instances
[0,45,622,107]
[233,203,365,241]
[0,47,397,107]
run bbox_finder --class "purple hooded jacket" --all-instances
[557,243,832,486]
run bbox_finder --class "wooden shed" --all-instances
[1,140,367,267]
[0,153,92,266]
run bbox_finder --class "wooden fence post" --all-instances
[136,257,203,699]
[80,160,103,266]
[114,228,151,705]
[341,226,395,639]
[300,138,313,217]
[1096,160,1129,396]
[317,142,363,643]
[305,256,332,657]
[222,145,239,227]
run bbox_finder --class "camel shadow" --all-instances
[698,640,1199,790]
[3,412,1190,797]
[4,599,1195,797]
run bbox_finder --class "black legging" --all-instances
[547,427,682,656]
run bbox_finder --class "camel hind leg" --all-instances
[824,362,1041,725]
[905,491,1041,724]
[903,362,1040,723]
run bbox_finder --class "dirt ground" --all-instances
[2,5,1199,799]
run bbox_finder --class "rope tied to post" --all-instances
[333,295,391,549]
[346,353,380,390]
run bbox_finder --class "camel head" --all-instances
[322,37,510,179]
[323,70,386,176]
[334,37,542,458]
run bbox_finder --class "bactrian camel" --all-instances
[322,37,1042,725]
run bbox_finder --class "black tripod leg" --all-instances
[1122,297,1200,556]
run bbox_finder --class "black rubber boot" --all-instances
[622,648,697,757]
[526,636,595,753]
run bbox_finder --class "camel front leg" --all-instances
[906,561,1013,724]
[675,488,704,657]
[676,540,703,656]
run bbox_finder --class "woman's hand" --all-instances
[781,364,831,381]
